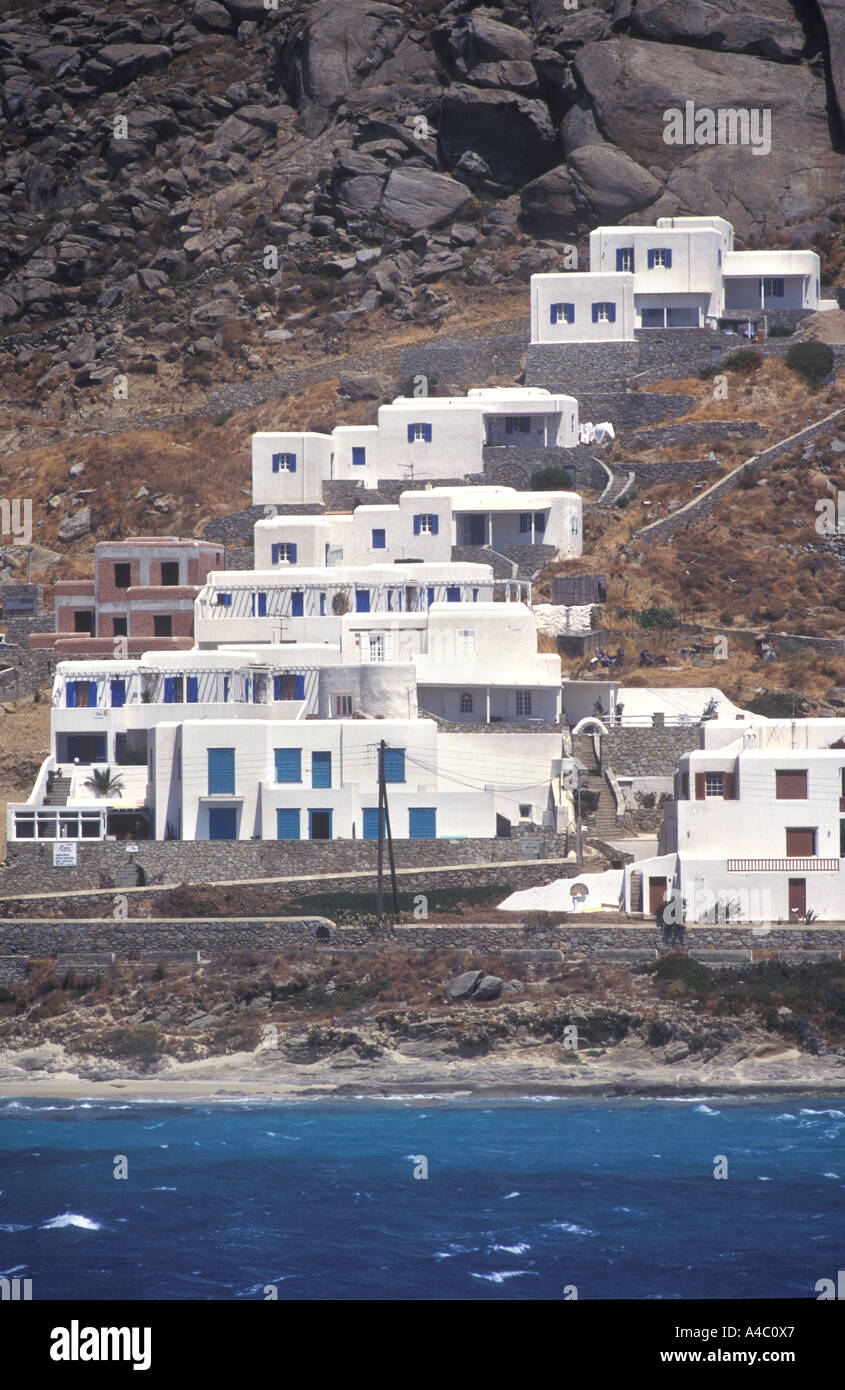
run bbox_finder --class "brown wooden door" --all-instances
[649,877,667,913]
[788,878,806,916]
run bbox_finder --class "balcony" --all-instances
[727,858,840,872]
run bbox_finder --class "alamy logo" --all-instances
[0,497,32,545]
[50,1321,151,1372]
[0,1275,32,1300]
[663,101,771,157]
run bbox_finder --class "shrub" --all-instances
[719,610,735,627]
[635,791,656,809]
[768,324,794,337]
[636,605,677,630]
[785,340,834,388]
[530,466,574,491]
[700,349,763,379]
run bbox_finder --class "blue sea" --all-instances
[0,1095,843,1300]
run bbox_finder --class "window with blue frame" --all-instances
[207,747,235,795]
[362,807,386,840]
[272,543,297,565]
[252,592,267,617]
[110,679,125,708]
[413,513,438,535]
[276,807,300,840]
[311,752,331,789]
[763,277,784,298]
[550,303,574,324]
[616,247,634,272]
[591,302,616,323]
[66,680,97,709]
[372,529,386,549]
[383,747,405,783]
[407,423,432,443]
[216,592,232,608]
[275,748,302,783]
[647,248,672,269]
[274,674,305,701]
[409,807,436,839]
[187,676,199,703]
[352,446,366,466]
[271,452,296,472]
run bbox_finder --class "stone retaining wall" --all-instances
[397,330,528,392]
[602,726,701,777]
[624,457,719,484]
[1,920,844,959]
[0,832,572,896]
[619,420,763,452]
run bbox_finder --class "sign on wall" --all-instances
[53,842,77,866]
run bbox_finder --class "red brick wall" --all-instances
[96,555,138,603]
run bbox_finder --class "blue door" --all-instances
[209,807,237,840]
[276,808,300,840]
[309,809,332,840]
[312,752,331,789]
[355,589,370,613]
[291,591,304,617]
[363,807,386,840]
[409,807,436,839]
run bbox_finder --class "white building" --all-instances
[531,215,833,343]
[7,633,570,843]
[253,484,583,570]
[505,716,845,923]
[251,387,579,505]
[193,561,515,648]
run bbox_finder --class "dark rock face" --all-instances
[439,86,557,187]
[629,0,805,60]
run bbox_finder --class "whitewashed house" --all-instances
[531,215,833,343]
[7,634,570,843]
[253,484,583,569]
[251,387,579,504]
[193,561,517,648]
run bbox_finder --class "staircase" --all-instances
[44,776,71,806]
[572,733,619,837]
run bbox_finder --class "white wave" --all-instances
[757,1177,772,1182]
[502,1191,520,1199]
[799,1108,845,1118]
[694,1104,720,1115]
[152,1186,178,1191]
[491,1243,530,1255]
[0,1223,30,1233]
[549,1221,596,1236]
[41,1213,102,1231]
[823,1172,840,1179]
[470,1270,538,1284]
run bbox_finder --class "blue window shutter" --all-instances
[288,454,296,473]
[664,249,672,269]
[272,545,279,564]
[430,515,439,536]
[289,544,297,564]
[362,807,384,840]
[424,423,432,443]
[591,303,599,323]
[291,591,304,617]
[550,303,557,324]
[187,676,198,703]
[164,677,175,704]
[208,748,235,795]
[427,587,434,607]
[565,303,574,324]
[257,592,267,617]
[355,589,370,613]
[110,679,125,708]
[647,249,655,269]
[383,748,405,783]
[352,446,365,466]
[312,752,331,789]
[372,529,385,549]
[536,512,546,533]
[294,675,305,700]
[520,513,529,533]
[446,586,460,602]
[275,748,302,783]
[616,249,624,272]
[276,808,300,840]
[608,303,616,323]
[87,681,97,707]
[407,424,414,443]
[272,454,280,473]
[273,675,282,701]
[409,807,436,839]
[66,682,77,708]
[413,514,421,536]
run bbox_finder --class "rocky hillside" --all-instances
[3,0,845,379]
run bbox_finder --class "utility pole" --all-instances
[376,740,385,920]
[376,739,400,921]
[576,765,583,868]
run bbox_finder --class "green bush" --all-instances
[530,466,574,491]
[636,605,677,630]
[785,340,834,388]
[768,324,794,338]
[719,610,734,627]
[700,349,763,379]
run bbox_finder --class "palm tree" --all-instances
[83,766,124,798]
